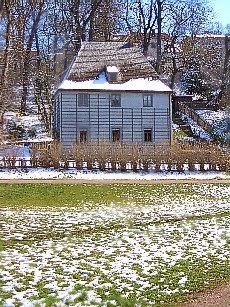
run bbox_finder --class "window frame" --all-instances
[112,128,121,142]
[79,130,88,143]
[111,94,121,107]
[78,93,89,107]
[143,94,153,107]
[144,129,152,142]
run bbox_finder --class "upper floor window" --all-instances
[143,95,153,107]
[78,93,89,107]
[111,94,121,107]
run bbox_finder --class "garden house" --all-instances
[53,41,172,148]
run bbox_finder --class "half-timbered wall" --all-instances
[53,91,171,148]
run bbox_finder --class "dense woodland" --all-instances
[0,0,229,131]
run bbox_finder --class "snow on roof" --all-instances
[107,66,119,73]
[58,72,171,93]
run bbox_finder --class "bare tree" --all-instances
[20,0,45,114]
[162,0,213,89]
[0,0,45,114]
[220,35,230,107]
[59,0,103,50]
[156,0,163,73]
[89,0,124,41]
[0,1,11,108]
[0,0,4,19]
[124,0,158,55]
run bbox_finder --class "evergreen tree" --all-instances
[181,62,212,99]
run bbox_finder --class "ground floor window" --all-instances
[112,129,120,142]
[144,129,152,142]
[80,130,87,143]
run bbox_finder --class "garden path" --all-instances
[181,283,230,307]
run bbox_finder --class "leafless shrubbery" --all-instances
[129,144,142,172]
[26,142,230,173]
[0,141,229,172]
[176,141,229,172]
[33,141,69,169]
[30,148,39,167]
[3,149,17,169]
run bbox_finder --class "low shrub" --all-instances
[0,141,229,172]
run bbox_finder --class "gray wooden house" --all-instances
[53,41,172,148]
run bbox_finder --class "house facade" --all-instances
[53,42,172,148]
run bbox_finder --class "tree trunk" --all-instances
[20,2,44,114]
[220,35,230,107]
[156,0,162,74]
[0,17,10,105]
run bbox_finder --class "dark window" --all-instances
[112,129,120,142]
[111,94,121,107]
[143,95,153,107]
[80,130,87,143]
[144,129,152,142]
[78,93,89,107]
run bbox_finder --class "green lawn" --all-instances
[0,183,229,306]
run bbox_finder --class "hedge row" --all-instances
[1,142,229,172]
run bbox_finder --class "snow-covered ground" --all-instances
[179,113,213,140]
[175,108,229,142]
[196,109,228,137]
[0,184,229,306]
[0,167,229,180]
[2,111,52,143]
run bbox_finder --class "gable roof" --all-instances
[65,41,159,83]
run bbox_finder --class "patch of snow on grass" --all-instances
[0,168,229,180]
[0,184,229,306]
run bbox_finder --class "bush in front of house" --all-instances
[1,141,229,172]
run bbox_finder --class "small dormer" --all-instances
[106,66,119,83]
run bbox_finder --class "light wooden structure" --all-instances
[53,41,172,148]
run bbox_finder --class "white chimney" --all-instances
[106,66,119,82]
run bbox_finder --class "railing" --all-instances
[180,100,219,111]
[173,97,219,112]
[4,140,54,150]
[178,103,214,135]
